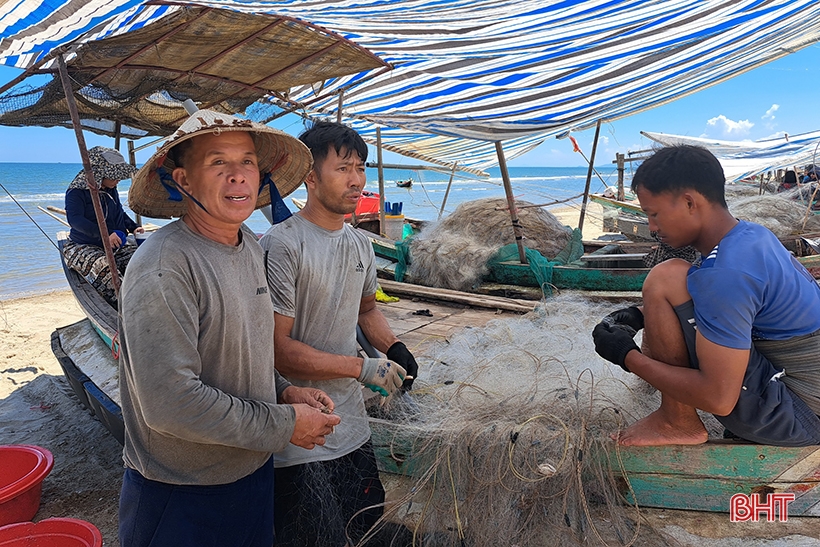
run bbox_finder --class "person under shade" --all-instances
[592,145,820,448]
[117,109,340,547]
[62,146,143,306]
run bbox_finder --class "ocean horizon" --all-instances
[0,162,624,300]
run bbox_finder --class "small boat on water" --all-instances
[396,179,413,188]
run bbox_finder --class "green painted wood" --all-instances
[370,239,648,291]
[371,421,820,516]
[608,443,820,516]
[611,443,820,479]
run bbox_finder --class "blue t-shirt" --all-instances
[687,220,820,349]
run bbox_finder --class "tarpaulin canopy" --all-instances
[642,130,820,183]
[0,4,386,138]
[3,0,820,171]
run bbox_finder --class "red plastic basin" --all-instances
[0,518,102,546]
[0,445,54,526]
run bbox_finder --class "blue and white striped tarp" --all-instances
[642,130,820,183]
[3,1,820,171]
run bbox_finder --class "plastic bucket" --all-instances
[0,445,54,526]
[135,232,150,246]
[383,214,405,240]
[0,518,102,546]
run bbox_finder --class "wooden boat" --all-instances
[369,419,820,516]
[51,251,820,517]
[396,179,413,188]
[368,235,649,293]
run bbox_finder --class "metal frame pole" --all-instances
[495,141,527,264]
[578,119,602,235]
[57,54,121,294]
[377,127,386,236]
[438,162,458,220]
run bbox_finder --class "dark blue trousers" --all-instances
[119,457,275,547]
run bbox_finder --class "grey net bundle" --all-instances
[407,198,572,292]
[363,294,722,546]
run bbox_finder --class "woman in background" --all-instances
[63,146,142,307]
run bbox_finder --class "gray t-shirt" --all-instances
[260,214,378,467]
[119,220,295,485]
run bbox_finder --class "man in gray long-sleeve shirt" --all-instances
[118,109,340,547]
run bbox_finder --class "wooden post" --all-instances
[495,141,527,264]
[57,54,121,294]
[337,91,344,124]
[578,119,602,235]
[127,140,142,226]
[438,162,458,220]
[616,152,625,200]
[114,121,122,151]
[377,127,386,236]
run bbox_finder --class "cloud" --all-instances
[706,115,754,136]
[762,104,779,121]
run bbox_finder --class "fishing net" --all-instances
[728,191,820,237]
[362,294,723,546]
[407,199,572,292]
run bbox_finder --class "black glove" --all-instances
[592,322,640,372]
[386,341,418,390]
[602,306,644,332]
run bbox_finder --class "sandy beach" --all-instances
[0,290,123,543]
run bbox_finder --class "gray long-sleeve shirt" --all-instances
[119,220,295,485]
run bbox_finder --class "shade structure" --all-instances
[642,130,820,183]
[2,0,820,172]
[0,4,387,138]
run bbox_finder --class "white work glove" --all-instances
[358,358,406,397]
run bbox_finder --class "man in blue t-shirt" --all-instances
[592,145,820,447]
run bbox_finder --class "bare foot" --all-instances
[613,409,708,446]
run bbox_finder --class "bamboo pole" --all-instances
[438,162,458,220]
[578,119,602,235]
[57,54,121,295]
[495,141,527,264]
[377,127,386,236]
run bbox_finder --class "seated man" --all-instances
[593,145,820,447]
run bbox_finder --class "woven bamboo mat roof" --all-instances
[0,6,388,138]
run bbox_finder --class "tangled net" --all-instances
[408,199,572,292]
[728,191,820,237]
[365,294,722,546]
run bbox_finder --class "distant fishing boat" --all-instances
[396,179,413,188]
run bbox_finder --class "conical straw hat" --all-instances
[129,110,312,218]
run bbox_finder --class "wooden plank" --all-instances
[609,442,820,516]
[378,279,535,313]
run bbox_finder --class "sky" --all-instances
[1,42,818,168]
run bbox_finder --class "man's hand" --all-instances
[280,385,335,414]
[289,404,341,450]
[602,306,644,332]
[592,322,640,372]
[358,358,405,397]
[386,341,418,390]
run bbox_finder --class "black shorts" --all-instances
[273,441,385,547]
[674,300,820,446]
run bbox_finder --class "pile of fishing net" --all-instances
[407,198,572,292]
[366,294,721,546]
[728,190,820,237]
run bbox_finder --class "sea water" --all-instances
[0,162,622,299]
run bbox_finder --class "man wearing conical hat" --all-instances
[260,121,419,546]
[118,110,340,547]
